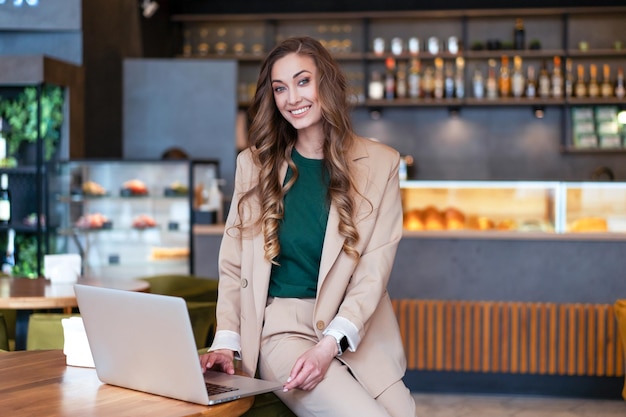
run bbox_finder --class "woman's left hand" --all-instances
[283,335,337,391]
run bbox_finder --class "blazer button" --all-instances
[316,320,325,330]
[241,279,248,288]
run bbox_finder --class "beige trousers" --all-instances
[258,297,416,417]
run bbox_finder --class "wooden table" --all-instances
[0,350,254,417]
[0,276,150,350]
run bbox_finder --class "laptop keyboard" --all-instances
[205,382,239,396]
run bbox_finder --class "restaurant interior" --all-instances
[1,0,626,416]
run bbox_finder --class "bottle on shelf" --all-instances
[408,37,420,56]
[444,61,455,98]
[616,67,625,99]
[551,56,563,98]
[391,37,404,56]
[422,66,435,99]
[513,18,525,50]
[526,65,537,98]
[408,58,422,99]
[564,58,574,98]
[0,174,10,225]
[486,59,498,99]
[511,56,525,98]
[575,64,587,98]
[587,64,600,98]
[368,71,384,100]
[396,61,408,99]
[384,57,396,100]
[433,58,445,99]
[473,67,485,99]
[454,57,465,99]
[499,56,511,98]
[600,64,613,98]
[2,228,15,275]
[538,60,551,99]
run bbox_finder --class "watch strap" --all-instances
[335,335,349,357]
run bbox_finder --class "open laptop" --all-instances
[74,284,281,405]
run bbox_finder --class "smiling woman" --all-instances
[199,36,415,417]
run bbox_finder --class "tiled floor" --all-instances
[412,393,626,417]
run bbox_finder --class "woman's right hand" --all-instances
[200,349,235,374]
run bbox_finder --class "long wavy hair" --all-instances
[237,36,361,263]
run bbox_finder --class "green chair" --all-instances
[26,313,79,350]
[0,309,16,351]
[138,274,220,348]
[0,313,9,351]
[25,303,215,354]
[137,274,219,303]
[186,301,217,349]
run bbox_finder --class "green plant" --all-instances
[529,39,542,50]
[11,233,39,278]
[0,85,64,162]
[471,41,485,51]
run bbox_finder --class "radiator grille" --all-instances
[391,299,624,377]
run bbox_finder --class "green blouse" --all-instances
[268,149,330,298]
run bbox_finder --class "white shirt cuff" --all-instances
[208,330,242,360]
[322,316,360,353]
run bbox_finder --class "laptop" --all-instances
[74,284,282,405]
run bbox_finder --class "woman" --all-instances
[200,36,415,417]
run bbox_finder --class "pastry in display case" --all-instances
[48,159,219,279]
[400,181,559,234]
[75,213,111,230]
[81,181,107,196]
[561,182,626,234]
[120,179,149,196]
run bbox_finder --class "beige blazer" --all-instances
[215,136,406,397]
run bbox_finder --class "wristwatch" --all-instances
[335,335,349,357]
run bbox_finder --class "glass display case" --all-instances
[48,159,219,279]
[401,180,626,237]
[401,181,560,234]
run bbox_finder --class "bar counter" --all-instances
[194,225,626,304]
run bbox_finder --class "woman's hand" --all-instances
[200,349,235,374]
[283,335,337,391]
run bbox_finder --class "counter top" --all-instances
[194,224,626,241]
